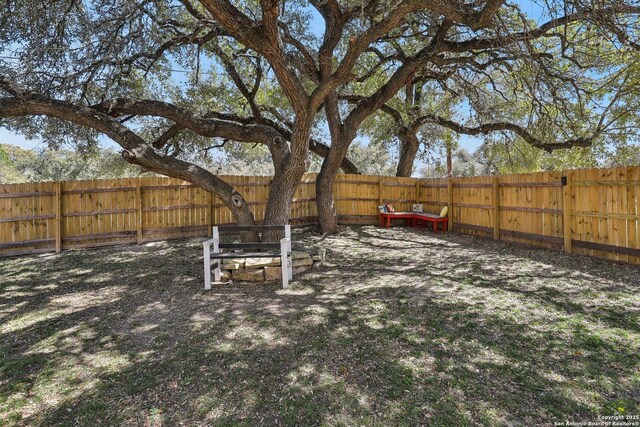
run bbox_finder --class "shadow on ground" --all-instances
[0,226,638,426]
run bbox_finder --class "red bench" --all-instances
[379,211,448,232]
[379,212,416,227]
[413,213,448,232]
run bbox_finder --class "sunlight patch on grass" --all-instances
[0,290,37,299]
[1,308,63,335]
[540,370,569,383]
[133,301,168,316]
[32,284,58,291]
[131,323,159,334]
[0,300,28,317]
[193,395,225,421]
[225,324,291,349]
[398,354,436,375]
[0,285,24,292]
[50,286,127,310]
[473,400,515,426]
[209,341,234,353]
[26,324,88,354]
[559,383,601,412]
[82,350,130,372]
[299,305,329,327]
[20,356,115,422]
[469,348,514,367]
[277,286,316,296]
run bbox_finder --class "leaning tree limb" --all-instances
[0,87,271,228]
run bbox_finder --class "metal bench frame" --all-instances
[203,225,292,290]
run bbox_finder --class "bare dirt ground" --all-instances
[0,225,638,426]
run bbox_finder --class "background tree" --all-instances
[479,136,640,174]
[346,141,398,176]
[419,147,489,177]
[311,0,640,231]
[0,144,24,183]
[0,144,141,183]
[350,77,457,177]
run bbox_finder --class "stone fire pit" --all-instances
[219,251,320,282]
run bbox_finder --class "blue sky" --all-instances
[0,128,40,149]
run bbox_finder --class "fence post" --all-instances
[136,178,143,244]
[55,181,62,253]
[208,191,214,237]
[378,176,383,206]
[492,176,500,240]
[447,178,453,231]
[415,178,420,205]
[563,174,572,254]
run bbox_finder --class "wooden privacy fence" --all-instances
[1,166,639,264]
[0,175,317,257]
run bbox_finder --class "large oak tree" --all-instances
[1,0,472,230]
[1,0,639,235]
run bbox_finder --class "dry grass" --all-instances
[0,226,638,426]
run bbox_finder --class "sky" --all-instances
[0,128,40,149]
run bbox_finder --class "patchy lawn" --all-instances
[0,226,638,426]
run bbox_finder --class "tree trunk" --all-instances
[316,133,354,234]
[316,166,338,234]
[262,125,310,240]
[396,131,420,177]
[263,164,305,228]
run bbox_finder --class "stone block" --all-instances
[223,258,246,267]
[292,251,311,260]
[264,266,283,281]
[211,270,231,283]
[221,263,241,270]
[244,257,281,268]
[292,256,313,267]
[232,269,265,282]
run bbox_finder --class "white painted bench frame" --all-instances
[203,225,292,290]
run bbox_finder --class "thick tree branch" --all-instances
[212,110,360,173]
[418,114,593,152]
[199,0,310,114]
[0,93,256,223]
[343,20,452,132]
[90,98,286,149]
[442,5,640,53]
[153,123,184,149]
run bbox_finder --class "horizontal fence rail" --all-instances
[1,167,639,265]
